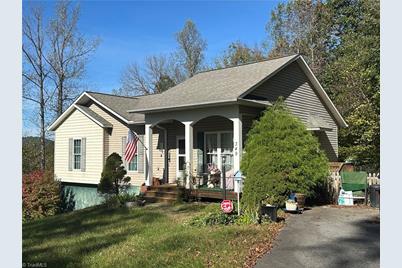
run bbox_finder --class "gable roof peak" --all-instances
[196,54,299,75]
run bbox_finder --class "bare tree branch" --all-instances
[175,20,207,77]
[47,0,100,116]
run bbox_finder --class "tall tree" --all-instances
[22,5,52,171]
[321,0,380,171]
[215,41,266,68]
[266,0,329,75]
[267,0,380,171]
[114,54,180,96]
[175,20,207,77]
[47,0,99,116]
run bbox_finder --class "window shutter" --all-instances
[137,135,144,173]
[197,132,204,175]
[81,138,86,172]
[68,138,73,171]
[121,136,127,169]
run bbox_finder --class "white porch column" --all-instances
[183,121,193,189]
[231,116,243,192]
[144,124,153,186]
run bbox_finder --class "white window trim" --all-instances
[204,131,234,174]
[73,138,82,171]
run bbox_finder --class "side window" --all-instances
[73,139,81,170]
[128,155,138,171]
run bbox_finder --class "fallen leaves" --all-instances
[243,222,285,268]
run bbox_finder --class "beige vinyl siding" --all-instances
[246,61,339,161]
[241,115,256,146]
[54,108,104,184]
[88,102,147,186]
[162,121,184,183]
[152,127,165,179]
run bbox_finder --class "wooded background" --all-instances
[22,0,380,174]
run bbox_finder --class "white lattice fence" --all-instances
[328,172,380,203]
[367,173,380,185]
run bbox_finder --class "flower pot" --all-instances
[125,201,136,208]
[140,184,148,194]
[260,205,278,222]
[295,193,306,209]
[286,201,298,211]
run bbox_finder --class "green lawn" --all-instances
[23,203,282,268]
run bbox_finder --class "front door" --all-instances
[176,136,186,179]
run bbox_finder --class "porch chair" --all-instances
[340,171,368,205]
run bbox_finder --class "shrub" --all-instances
[22,171,60,222]
[117,193,138,204]
[103,195,121,209]
[98,153,131,196]
[241,99,329,222]
[186,203,239,226]
[187,211,238,226]
[102,192,144,208]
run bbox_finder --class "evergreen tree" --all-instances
[241,100,329,222]
[98,153,131,196]
[266,0,380,171]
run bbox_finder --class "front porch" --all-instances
[141,105,263,193]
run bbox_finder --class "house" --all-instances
[48,54,347,208]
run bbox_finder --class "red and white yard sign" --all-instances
[220,200,233,213]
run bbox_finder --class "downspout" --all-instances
[155,125,168,183]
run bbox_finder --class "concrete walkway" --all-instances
[255,206,380,268]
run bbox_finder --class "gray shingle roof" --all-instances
[86,92,145,123]
[128,55,298,112]
[75,104,113,128]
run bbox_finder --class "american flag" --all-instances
[125,130,139,163]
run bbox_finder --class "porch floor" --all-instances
[190,187,238,200]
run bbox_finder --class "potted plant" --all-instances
[295,193,306,209]
[140,183,147,194]
[260,194,278,222]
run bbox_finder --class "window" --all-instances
[220,132,234,172]
[128,155,138,171]
[205,133,218,167]
[73,139,81,170]
[204,131,234,173]
[177,137,186,176]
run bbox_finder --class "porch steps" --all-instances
[143,196,177,204]
[143,184,180,204]
[145,190,178,199]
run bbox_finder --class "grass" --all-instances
[23,203,282,268]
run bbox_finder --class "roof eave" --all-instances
[74,105,113,129]
[48,92,87,131]
[307,127,333,132]
[48,91,138,131]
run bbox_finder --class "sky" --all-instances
[23,0,281,135]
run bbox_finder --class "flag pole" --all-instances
[130,129,148,150]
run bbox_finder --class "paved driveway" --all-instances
[255,206,380,268]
